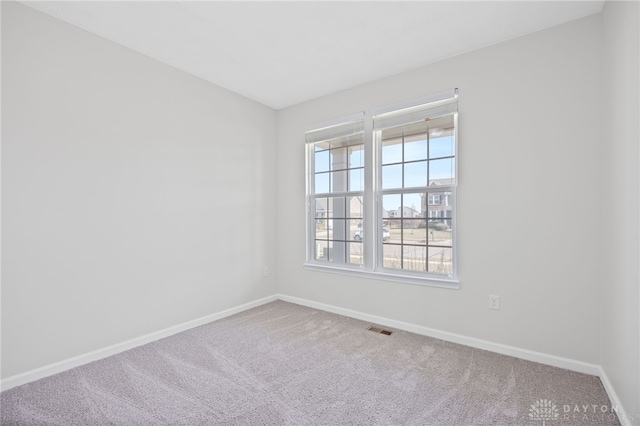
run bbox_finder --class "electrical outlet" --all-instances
[489,295,500,310]
[263,266,269,277]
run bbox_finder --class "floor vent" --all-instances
[368,326,393,336]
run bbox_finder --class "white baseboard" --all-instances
[599,366,633,426]
[277,294,601,376]
[0,294,278,391]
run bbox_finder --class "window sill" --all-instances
[302,263,460,289]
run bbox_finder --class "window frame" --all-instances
[305,113,366,270]
[374,111,457,281]
[305,90,459,289]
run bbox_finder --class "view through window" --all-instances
[378,115,455,275]
[306,90,458,284]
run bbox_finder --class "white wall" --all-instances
[1,2,277,378]
[277,15,603,364]
[601,1,640,423]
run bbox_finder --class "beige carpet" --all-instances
[1,300,619,425]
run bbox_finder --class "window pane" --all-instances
[331,219,347,241]
[382,194,401,219]
[349,168,364,191]
[402,220,427,245]
[429,158,455,183]
[330,148,349,171]
[428,115,455,140]
[401,192,425,218]
[427,191,452,219]
[314,141,330,152]
[315,219,328,241]
[347,132,364,147]
[382,138,402,165]
[404,161,428,188]
[349,144,364,168]
[329,136,350,150]
[348,219,362,241]
[331,170,348,192]
[347,196,364,219]
[315,172,329,194]
[328,197,345,218]
[315,150,330,173]
[386,219,401,243]
[382,164,402,189]
[382,244,401,269]
[402,120,429,137]
[427,220,452,246]
[403,245,427,272]
[428,247,452,275]
[404,135,428,162]
[328,241,345,262]
[348,242,363,265]
[315,240,328,261]
[326,223,334,240]
[429,134,454,159]
[314,198,327,219]
[427,193,441,205]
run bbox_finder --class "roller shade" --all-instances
[373,90,457,131]
[305,113,365,144]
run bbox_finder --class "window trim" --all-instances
[304,90,459,288]
[303,262,459,289]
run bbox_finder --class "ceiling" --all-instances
[22,1,605,110]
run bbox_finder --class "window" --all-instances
[305,90,458,286]
[306,114,365,266]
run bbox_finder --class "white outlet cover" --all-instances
[489,295,500,310]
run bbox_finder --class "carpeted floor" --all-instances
[1,300,619,425]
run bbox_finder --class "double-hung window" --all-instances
[306,113,366,266]
[306,90,458,287]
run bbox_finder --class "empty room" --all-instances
[1,1,638,425]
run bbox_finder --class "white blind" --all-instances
[305,113,365,144]
[373,90,458,131]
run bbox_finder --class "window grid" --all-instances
[378,117,455,277]
[311,131,365,266]
[306,90,458,285]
